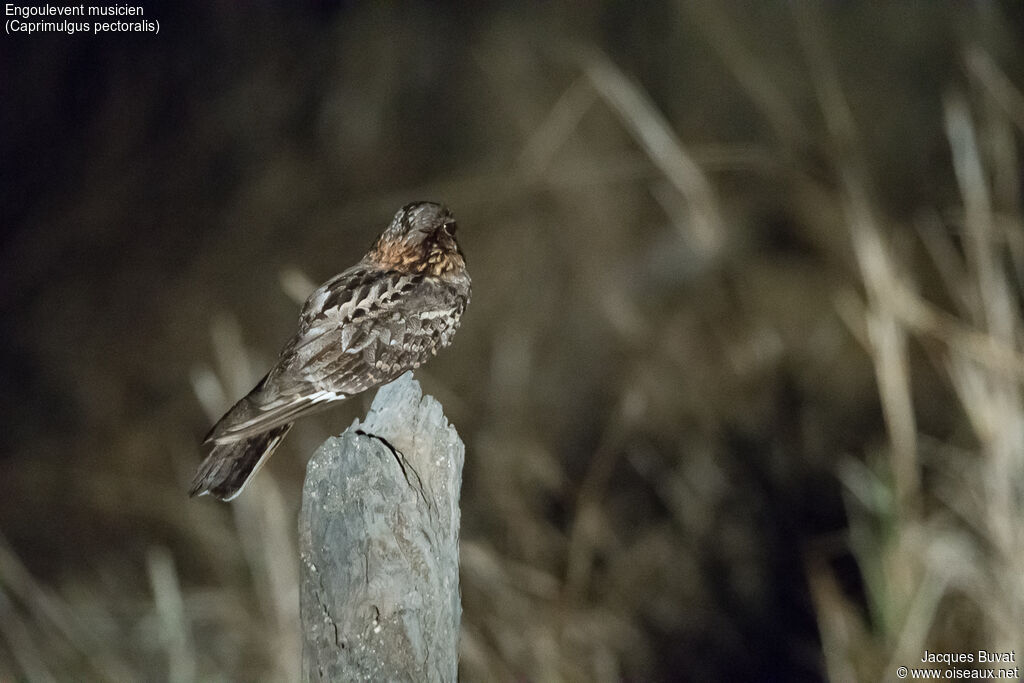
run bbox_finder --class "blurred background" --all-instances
[2,2,1024,681]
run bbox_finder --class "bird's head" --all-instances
[368,201,466,277]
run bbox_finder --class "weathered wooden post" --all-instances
[298,372,464,682]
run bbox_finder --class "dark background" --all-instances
[2,2,1023,680]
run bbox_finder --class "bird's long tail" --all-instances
[188,423,293,501]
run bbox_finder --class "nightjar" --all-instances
[190,201,471,501]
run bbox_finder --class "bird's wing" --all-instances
[205,269,465,444]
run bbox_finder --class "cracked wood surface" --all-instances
[299,372,464,682]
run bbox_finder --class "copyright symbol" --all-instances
[897,666,908,678]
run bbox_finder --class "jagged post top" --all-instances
[299,372,464,682]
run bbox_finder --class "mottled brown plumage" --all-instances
[190,202,471,501]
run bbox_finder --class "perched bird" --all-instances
[190,201,471,501]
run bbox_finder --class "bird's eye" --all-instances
[442,221,457,235]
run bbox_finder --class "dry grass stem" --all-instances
[585,53,724,256]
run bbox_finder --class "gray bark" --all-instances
[299,372,463,682]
